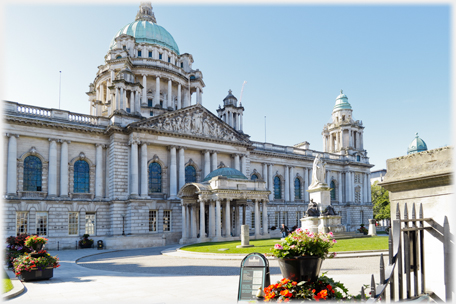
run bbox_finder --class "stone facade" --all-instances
[2,3,373,250]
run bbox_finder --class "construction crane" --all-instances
[239,81,247,105]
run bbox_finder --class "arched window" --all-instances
[274,176,281,199]
[330,180,336,200]
[149,163,162,193]
[23,155,42,191]
[251,174,259,181]
[294,178,301,199]
[185,165,196,183]
[74,160,90,193]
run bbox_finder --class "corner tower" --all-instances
[217,90,244,132]
[322,90,365,157]
[86,2,205,119]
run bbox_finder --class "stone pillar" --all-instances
[142,75,147,105]
[129,90,135,112]
[169,146,177,199]
[367,173,371,203]
[177,84,182,109]
[140,143,148,197]
[196,87,201,104]
[211,151,217,171]
[262,163,268,188]
[215,199,222,237]
[178,147,185,190]
[234,154,240,171]
[208,201,215,238]
[59,140,69,197]
[268,164,273,201]
[338,172,343,202]
[225,199,231,237]
[235,205,240,236]
[190,205,197,238]
[154,76,160,107]
[203,150,211,177]
[254,200,260,236]
[236,113,240,131]
[135,91,140,113]
[304,167,309,202]
[262,200,269,235]
[345,172,350,202]
[115,87,119,111]
[95,143,103,198]
[48,139,57,196]
[323,135,327,152]
[284,166,290,201]
[120,87,124,110]
[229,111,233,128]
[352,172,355,202]
[181,202,187,239]
[199,200,206,238]
[360,131,364,150]
[289,166,295,201]
[341,129,345,149]
[130,140,139,196]
[167,78,172,109]
[241,155,247,175]
[6,134,18,195]
[240,113,243,132]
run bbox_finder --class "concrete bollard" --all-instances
[236,225,254,248]
[368,219,377,236]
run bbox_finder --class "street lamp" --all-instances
[121,214,126,235]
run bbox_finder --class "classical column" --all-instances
[178,147,185,190]
[289,166,295,201]
[225,199,231,237]
[6,134,18,195]
[200,200,206,238]
[167,78,172,109]
[236,113,240,130]
[48,139,57,196]
[203,150,211,177]
[254,200,260,236]
[215,199,222,237]
[196,87,201,104]
[59,140,69,197]
[168,146,177,199]
[135,91,140,113]
[120,87,124,110]
[262,200,269,235]
[240,113,243,132]
[352,172,355,202]
[234,154,240,171]
[341,129,345,149]
[154,76,160,107]
[323,136,327,152]
[338,172,343,202]
[211,151,217,171]
[95,143,103,198]
[177,84,182,109]
[129,140,139,196]
[190,205,197,238]
[115,87,119,110]
[360,131,364,150]
[268,164,273,201]
[262,163,268,188]
[241,155,247,175]
[183,87,190,107]
[335,132,339,151]
[208,201,215,238]
[181,202,187,239]
[140,143,148,197]
[304,167,309,202]
[234,205,240,236]
[229,111,233,128]
[345,171,351,202]
[129,90,135,112]
[142,75,147,105]
[284,166,290,201]
[367,173,371,203]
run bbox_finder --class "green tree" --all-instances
[371,182,390,221]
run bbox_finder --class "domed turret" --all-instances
[203,167,248,182]
[407,133,428,154]
[333,89,352,112]
[216,89,245,132]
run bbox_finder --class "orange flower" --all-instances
[318,289,328,299]
[312,289,316,294]
[291,282,297,286]
[284,298,290,302]
[280,289,289,297]
[281,278,290,284]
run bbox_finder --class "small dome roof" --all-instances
[333,89,352,112]
[203,167,248,182]
[223,89,238,107]
[407,133,428,155]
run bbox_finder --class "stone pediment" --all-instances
[130,104,250,144]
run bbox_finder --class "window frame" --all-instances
[294,177,302,199]
[149,210,157,232]
[185,165,197,183]
[68,212,79,236]
[163,210,171,232]
[85,213,96,235]
[138,50,142,57]
[148,162,162,193]
[23,155,42,191]
[274,176,282,199]
[73,159,90,193]
[16,212,28,236]
[36,212,48,236]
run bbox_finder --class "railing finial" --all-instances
[396,202,401,219]
[370,274,376,298]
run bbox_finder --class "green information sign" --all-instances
[238,253,270,302]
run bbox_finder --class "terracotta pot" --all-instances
[277,256,323,282]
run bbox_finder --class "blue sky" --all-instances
[3,3,451,170]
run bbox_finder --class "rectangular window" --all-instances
[36,212,48,236]
[168,57,171,63]
[159,53,162,60]
[149,210,157,232]
[275,211,280,227]
[123,45,126,50]
[251,211,255,229]
[180,62,183,68]
[148,51,152,58]
[85,213,96,235]
[296,211,300,226]
[150,111,153,116]
[69,212,79,235]
[16,212,28,235]
[148,99,152,107]
[138,50,142,57]
[163,210,171,232]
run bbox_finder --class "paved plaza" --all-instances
[5,245,383,303]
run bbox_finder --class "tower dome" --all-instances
[333,89,352,112]
[203,167,248,182]
[223,89,238,107]
[407,133,428,155]
[109,3,180,54]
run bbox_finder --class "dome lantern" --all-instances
[135,2,157,23]
[333,89,352,112]
[407,133,428,155]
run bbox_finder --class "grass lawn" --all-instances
[3,270,13,294]
[180,236,388,254]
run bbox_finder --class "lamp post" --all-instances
[121,214,126,235]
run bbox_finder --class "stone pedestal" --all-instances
[300,216,319,234]
[236,225,254,248]
[318,215,345,233]
[368,219,377,236]
[307,185,331,212]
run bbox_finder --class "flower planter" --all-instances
[18,267,53,282]
[278,256,323,282]
[79,242,93,249]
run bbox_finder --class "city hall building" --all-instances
[3,3,373,249]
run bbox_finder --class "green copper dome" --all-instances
[333,89,352,112]
[203,167,248,182]
[407,133,428,155]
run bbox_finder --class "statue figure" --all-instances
[309,154,327,189]
[305,199,320,217]
[322,205,337,216]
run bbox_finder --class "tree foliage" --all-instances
[371,182,390,220]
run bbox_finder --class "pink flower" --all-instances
[295,228,303,233]
[328,232,333,237]
[274,244,283,250]
[332,239,337,243]
[290,245,296,249]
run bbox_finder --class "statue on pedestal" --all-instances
[305,199,320,217]
[322,205,337,216]
[309,154,327,189]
